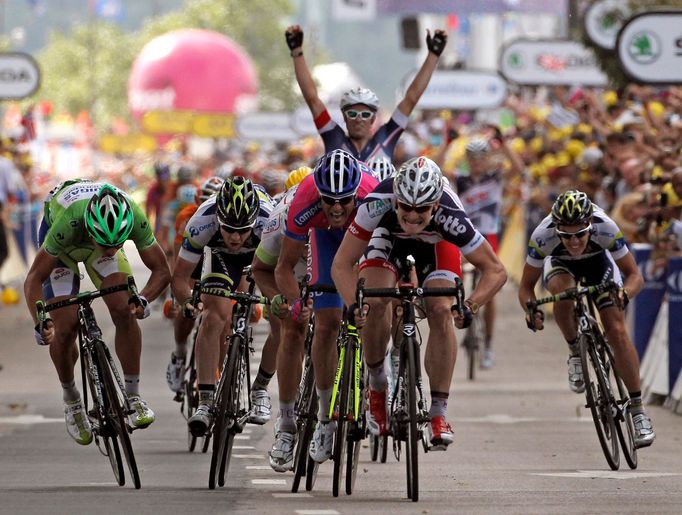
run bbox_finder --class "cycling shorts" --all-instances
[359,227,462,285]
[200,247,253,296]
[542,251,622,310]
[307,228,344,310]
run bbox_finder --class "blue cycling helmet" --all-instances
[313,149,362,199]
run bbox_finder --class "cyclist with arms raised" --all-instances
[25,181,170,445]
[332,157,507,448]
[276,150,377,464]
[285,25,447,160]
[518,190,655,448]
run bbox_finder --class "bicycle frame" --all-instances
[329,320,362,423]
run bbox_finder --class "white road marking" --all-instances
[235,435,251,440]
[251,479,287,485]
[0,415,62,424]
[531,470,681,480]
[273,493,312,498]
[458,414,593,424]
[295,511,340,515]
[233,445,255,449]
[245,465,272,470]
[234,454,265,459]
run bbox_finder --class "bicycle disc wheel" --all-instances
[580,335,619,470]
[604,344,637,469]
[332,343,352,498]
[96,341,141,489]
[209,336,241,489]
[405,338,419,501]
[292,362,316,493]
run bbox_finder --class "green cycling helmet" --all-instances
[84,184,134,247]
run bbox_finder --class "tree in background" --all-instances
[36,0,298,131]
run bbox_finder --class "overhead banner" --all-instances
[236,112,299,141]
[402,70,507,110]
[500,39,608,86]
[99,133,157,154]
[616,11,682,85]
[142,111,235,138]
[0,52,41,100]
[584,0,630,50]
[376,0,566,15]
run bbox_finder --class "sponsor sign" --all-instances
[376,0,566,15]
[142,111,235,138]
[332,0,376,21]
[99,133,157,154]
[631,244,666,358]
[0,52,40,100]
[667,257,682,391]
[236,112,299,141]
[584,0,630,50]
[402,70,507,110]
[616,11,682,84]
[500,39,608,86]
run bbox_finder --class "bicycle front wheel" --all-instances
[95,341,141,489]
[292,359,317,493]
[603,343,637,469]
[462,317,482,381]
[332,343,352,498]
[209,336,241,489]
[345,361,366,495]
[184,350,198,452]
[405,338,419,501]
[580,335,619,470]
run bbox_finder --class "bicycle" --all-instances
[203,268,271,489]
[527,280,637,470]
[35,276,144,489]
[357,255,464,502]
[461,262,486,381]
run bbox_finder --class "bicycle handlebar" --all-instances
[201,287,271,306]
[36,279,136,317]
[526,280,619,311]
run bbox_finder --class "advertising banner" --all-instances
[667,256,682,391]
[402,70,507,110]
[584,0,630,50]
[0,52,40,100]
[616,11,682,84]
[631,244,667,358]
[500,39,608,86]
[236,112,299,141]
[376,0,566,15]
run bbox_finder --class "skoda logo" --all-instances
[507,52,523,69]
[628,31,661,64]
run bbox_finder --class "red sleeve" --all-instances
[314,109,332,130]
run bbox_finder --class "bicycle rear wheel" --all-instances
[580,335,619,470]
[332,343,352,498]
[95,341,141,489]
[603,343,637,469]
[405,338,419,501]
[292,359,316,493]
[209,336,241,489]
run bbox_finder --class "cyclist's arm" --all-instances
[614,251,644,299]
[396,49,440,117]
[252,254,279,300]
[137,242,171,302]
[173,218,189,258]
[23,248,59,324]
[518,262,543,311]
[331,231,368,308]
[463,239,507,307]
[291,48,326,120]
[171,255,196,304]
[275,236,306,302]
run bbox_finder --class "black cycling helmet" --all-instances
[216,176,259,229]
[551,190,593,226]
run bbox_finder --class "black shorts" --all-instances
[200,248,253,295]
[542,252,622,310]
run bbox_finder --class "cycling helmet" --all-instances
[366,156,396,182]
[216,176,260,229]
[313,149,362,199]
[340,87,379,112]
[394,156,444,206]
[551,190,594,226]
[285,166,312,190]
[176,165,195,183]
[197,176,224,204]
[177,184,197,206]
[216,161,236,180]
[84,184,134,247]
[465,137,491,157]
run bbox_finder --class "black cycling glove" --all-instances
[285,28,303,50]
[426,30,447,56]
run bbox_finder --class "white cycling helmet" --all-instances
[340,88,379,112]
[366,156,396,182]
[465,137,491,156]
[394,156,444,206]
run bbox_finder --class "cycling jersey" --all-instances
[256,186,297,266]
[174,203,198,246]
[314,108,409,161]
[284,172,378,241]
[455,170,503,236]
[349,178,484,255]
[42,180,156,261]
[526,206,629,268]
[179,191,273,264]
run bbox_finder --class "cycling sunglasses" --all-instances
[556,224,592,240]
[397,201,434,214]
[344,109,374,120]
[321,195,355,206]
[220,225,251,235]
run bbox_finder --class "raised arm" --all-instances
[285,25,326,119]
[397,29,447,117]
